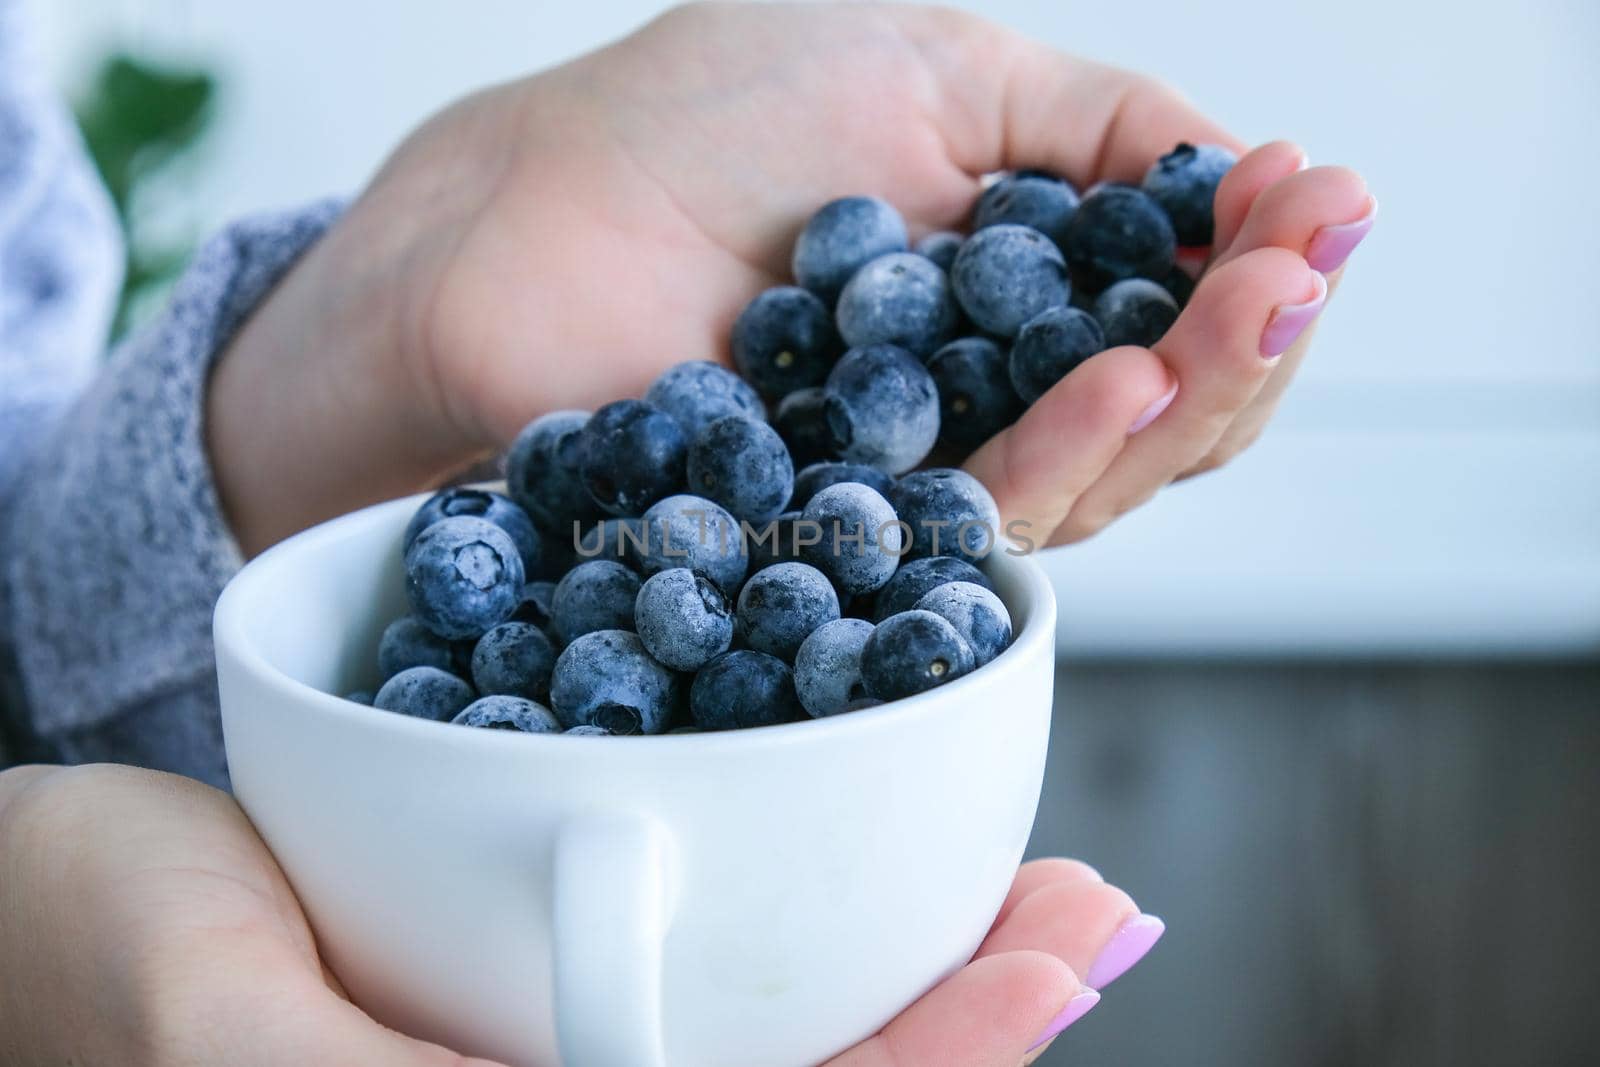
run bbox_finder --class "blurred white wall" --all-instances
[39,0,1600,655]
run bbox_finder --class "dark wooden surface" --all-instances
[1028,660,1600,1067]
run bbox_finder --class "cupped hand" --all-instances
[0,763,1159,1067]
[210,1,1372,555]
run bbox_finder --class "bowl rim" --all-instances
[214,487,1058,753]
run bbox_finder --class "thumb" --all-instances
[274,990,513,1067]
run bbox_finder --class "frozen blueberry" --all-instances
[403,488,541,579]
[345,690,375,706]
[510,581,558,633]
[732,287,844,400]
[791,196,908,304]
[1093,278,1180,348]
[506,411,601,531]
[915,230,964,272]
[550,629,678,734]
[772,387,835,467]
[573,517,647,571]
[452,695,562,734]
[374,666,476,722]
[379,615,469,679]
[552,560,643,645]
[790,461,895,511]
[926,337,1025,451]
[645,360,766,437]
[874,555,994,620]
[404,516,525,641]
[801,482,904,596]
[1141,142,1237,245]
[687,415,795,524]
[973,171,1080,248]
[1008,306,1106,405]
[843,697,884,712]
[835,252,960,359]
[565,724,613,737]
[634,568,734,672]
[914,581,1012,666]
[690,650,804,730]
[860,610,975,701]
[736,561,841,661]
[889,469,1001,563]
[950,224,1071,338]
[794,617,875,717]
[471,621,557,702]
[822,344,939,475]
[578,399,687,516]
[744,510,807,572]
[1062,185,1177,292]
[638,494,748,594]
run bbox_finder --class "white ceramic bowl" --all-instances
[214,488,1057,1067]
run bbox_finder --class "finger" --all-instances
[1052,246,1324,544]
[826,951,1094,1067]
[892,8,1245,185]
[976,878,1151,986]
[963,345,1173,544]
[263,988,512,1067]
[993,857,1104,929]
[1210,140,1308,251]
[1212,165,1376,273]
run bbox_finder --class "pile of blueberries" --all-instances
[350,143,1233,736]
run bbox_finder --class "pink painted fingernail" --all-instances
[1085,913,1166,989]
[1026,990,1101,1052]
[1127,382,1178,435]
[1305,196,1377,273]
[1260,272,1327,358]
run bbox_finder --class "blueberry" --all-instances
[793,617,875,716]
[915,230,964,272]
[374,666,477,722]
[822,344,939,475]
[638,494,748,594]
[790,461,895,511]
[973,171,1080,248]
[772,387,836,467]
[551,560,643,645]
[564,724,614,737]
[379,615,470,679]
[634,568,734,671]
[745,510,806,572]
[914,581,1012,666]
[645,360,766,437]
[860,610,975,700]
[1160,266,1196,308]
[835,252,960,359]
[452,695,562,733]
[578,399,687,516]
[690,650,804,730]
[800,482,904,596]
[404,516,525,640]
[471,621,557,702]
[874,556,994,620]
[950,224,1071,337]
[1092,278,1180,349]
[732,287,844,400]
[888,469,1000,563]
[687,415,795,524]
[791,196,909,304]
[345,690,375,706]
[506,411,601,530]
[926,337,1025,451]
[735,561,841,661]
[510,581,558,633]
[550,629,677,734]
[842,697,884,712]
[1008,306,1106,405]
[403,488,541,579]
[1141,142,1237,245]
[1062,185,1176,292]
[573,517,647,571]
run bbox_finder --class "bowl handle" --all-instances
[553,812,675,1067]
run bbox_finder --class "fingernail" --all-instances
[1127,382,1178,435]
[1260,272,1327,358]
[1085,913,1167,989]
[1026,990,1101,1052]
[1305,196,1377,273]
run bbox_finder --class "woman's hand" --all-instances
[208,1,1372,554]
[0,762,1160,1066]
